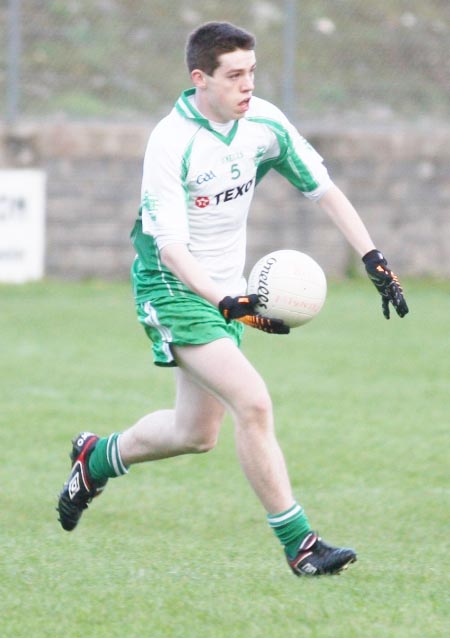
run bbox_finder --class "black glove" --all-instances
[362,249,409,319]
[238,314,290,335]
[218,294,259,321]
[218,295,290,334]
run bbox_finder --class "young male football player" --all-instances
[58,22,408,576]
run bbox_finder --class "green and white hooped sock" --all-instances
[88,433,129,482]
[267,503,311,559]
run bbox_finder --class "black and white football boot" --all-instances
[57,432,108,531]
[287,531,357,576]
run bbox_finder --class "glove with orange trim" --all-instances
[238,313,290,334]
[218,295,290,334]
[362,249,409,319]
[218,294,259,321]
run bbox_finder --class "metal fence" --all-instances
[3,0,450,124]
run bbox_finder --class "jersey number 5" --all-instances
[231,163,241,180]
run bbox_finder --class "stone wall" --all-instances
[1,121,449,280]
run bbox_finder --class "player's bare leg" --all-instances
[57,337,356,574]
[171,338,357,575]
[120,338,293,513]
[119,368,226,462]
[172,338,294,514]
[57,367,225,531]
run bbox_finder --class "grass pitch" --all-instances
[1,279,449,638]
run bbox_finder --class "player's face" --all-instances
[193,49,256,123]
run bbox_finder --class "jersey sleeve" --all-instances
[254,101,333,201]
[140,121,190,250]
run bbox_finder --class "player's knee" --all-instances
[180,420,220,454]
[239,391,273,428]
[184,432,218,454]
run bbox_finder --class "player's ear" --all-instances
[191,69,208,89]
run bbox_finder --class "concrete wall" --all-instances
[1,121,449,280]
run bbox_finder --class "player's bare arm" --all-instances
[317,184,376,257]
[160,242,224,306]
[317,184,408,318]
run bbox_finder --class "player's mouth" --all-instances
[238,97,252,112]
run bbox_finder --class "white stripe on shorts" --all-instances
[143,301,173,342]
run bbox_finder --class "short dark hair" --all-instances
[186,22,255,76]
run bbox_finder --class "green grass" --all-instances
[1,279,449,638]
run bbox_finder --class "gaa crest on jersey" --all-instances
[195,196,210,208]
[196,170,216,184]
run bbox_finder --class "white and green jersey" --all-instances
[131,88,332,302]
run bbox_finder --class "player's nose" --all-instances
[242,74,254,92]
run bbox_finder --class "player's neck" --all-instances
[191,93,235,133]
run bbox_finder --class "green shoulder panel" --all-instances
[249,116,319,192]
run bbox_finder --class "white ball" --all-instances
[247,250,327,328]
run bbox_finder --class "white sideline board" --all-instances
[0,170,46,283]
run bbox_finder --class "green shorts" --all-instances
[136,294,244,367]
